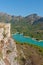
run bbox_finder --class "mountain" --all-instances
[33,17,43,24]
[0,12,43,65]
[16,42,43,65]
[0,12,40,24]
[25,14,40,24]
[0,12,43,40]
[0,37,43,65]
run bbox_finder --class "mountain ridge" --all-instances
[0,12,42,24]
[0,12,43,40]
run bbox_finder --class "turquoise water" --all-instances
[12,33,43,47]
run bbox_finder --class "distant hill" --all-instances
[0,12,43,40]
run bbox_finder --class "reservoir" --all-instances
[12,33,43,47]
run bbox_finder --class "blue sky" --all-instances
[0,0,43,16]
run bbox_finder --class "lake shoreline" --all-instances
[12,33,43,42]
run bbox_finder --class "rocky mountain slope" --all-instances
[16,43,43,65]
[0,12,43,40]
[0,37,20,65]
[0,37,43,65]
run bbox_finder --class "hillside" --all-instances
[0,19,43,65]
[0,12,43,40]
[16,42,43,65]
[0,38,43,65]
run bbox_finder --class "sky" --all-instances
[0,0,43,16]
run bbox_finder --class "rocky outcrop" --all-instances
[0,37,20,65]
[0,37,43,65]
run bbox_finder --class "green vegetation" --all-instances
[16,42,43,65]
[16,42,43,56]
[10,15,43,40]
[0,13,43,40]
